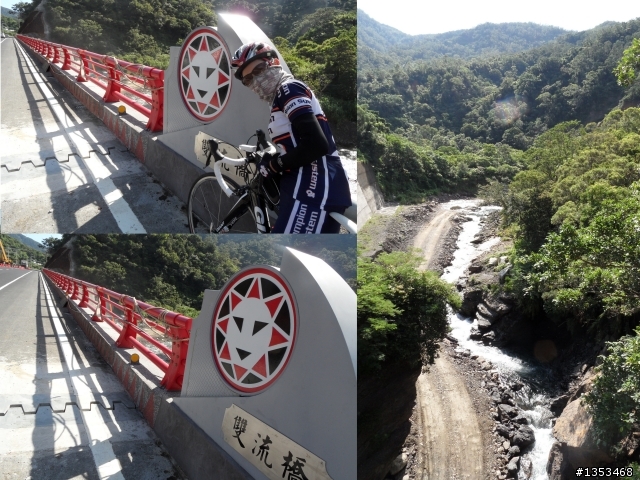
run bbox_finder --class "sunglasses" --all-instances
[241,62,268,86]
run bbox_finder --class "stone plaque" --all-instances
[222,404,333,480]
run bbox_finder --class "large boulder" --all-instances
[476,315,493,331]
[484,297,512,318]
[469,326,482,340]
[506,456,519,477]
[389,453,407,475]
[547,442,570,480]
[512,425,535,448]
[468,264,483,273]
[496,424,510,438]
[481,331,496,344]
[498,404,518,421]
[552,399,613,467]
[477,302,495,320]
[460,288,483,317]
[492,312,533,346]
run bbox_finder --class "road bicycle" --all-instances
[187,130,357,234]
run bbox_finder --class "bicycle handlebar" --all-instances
[213,157,246,197]
[206,130,276,198]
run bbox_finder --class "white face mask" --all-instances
[247,65,293,103]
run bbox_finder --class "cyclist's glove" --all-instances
[258,152,282,179]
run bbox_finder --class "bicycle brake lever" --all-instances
[256,129,269,150]
[206,139,223,167]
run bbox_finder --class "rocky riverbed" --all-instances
[374,199,525,480]
[369,197,634,480]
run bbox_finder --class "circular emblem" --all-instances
[178,27,232,122]
[211,267,297,394]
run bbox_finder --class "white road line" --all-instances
[14,40,146,234]
[0,271,32,291]
[41,273,125,480]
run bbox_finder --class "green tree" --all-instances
[358,251,461,374]
[9,1,34,19]
[614,38,640,87]
[524,182,640,335]
[584,329,640,446]
[41,236,66,255]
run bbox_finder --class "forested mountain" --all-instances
[2,7,17,18]
[5,234,46,252]
[0,235,48,266]
[358,10,567,70]
[46,234,356,318]
[358,18,640,202]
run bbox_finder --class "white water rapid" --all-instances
[439,199,555,480]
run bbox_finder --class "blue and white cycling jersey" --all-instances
[268,79,351,210]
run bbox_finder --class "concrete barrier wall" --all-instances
[44,276,251,480]
[357,161,386,225]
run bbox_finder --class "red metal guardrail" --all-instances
[43,269,191,391]
[16,35,164,132]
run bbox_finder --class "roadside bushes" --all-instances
[358,251,461,375]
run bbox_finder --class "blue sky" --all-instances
[24,234,62,245]
[359,0,640,35]
[5,1,639,34]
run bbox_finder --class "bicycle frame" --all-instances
[193,130,357,234]
[211,177,273,233]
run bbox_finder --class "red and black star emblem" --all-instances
[212,267,297,394]
[178,27,232,122]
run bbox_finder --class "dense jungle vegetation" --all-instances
[358,14,640,202]
[12,0,355,127]
[501,108,640,451]
[46,234,356,319]
[359,12,640,462]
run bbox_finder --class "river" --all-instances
[440,199,555,480]
[338,148,357,197]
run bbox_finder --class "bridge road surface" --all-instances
[0,37,189,233]
[0,267,186,480]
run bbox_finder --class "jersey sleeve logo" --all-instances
[283,97,312,116]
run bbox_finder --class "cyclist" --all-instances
[231,42,351,234]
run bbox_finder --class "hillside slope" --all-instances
[358,10,567,69]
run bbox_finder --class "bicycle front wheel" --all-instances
[187,173,258,233]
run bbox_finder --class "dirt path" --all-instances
[415,356,484,479]
[412,207,457,271]
[411,201,485,479]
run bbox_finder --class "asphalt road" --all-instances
[0,38,190,233]
[0,267,185,479]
